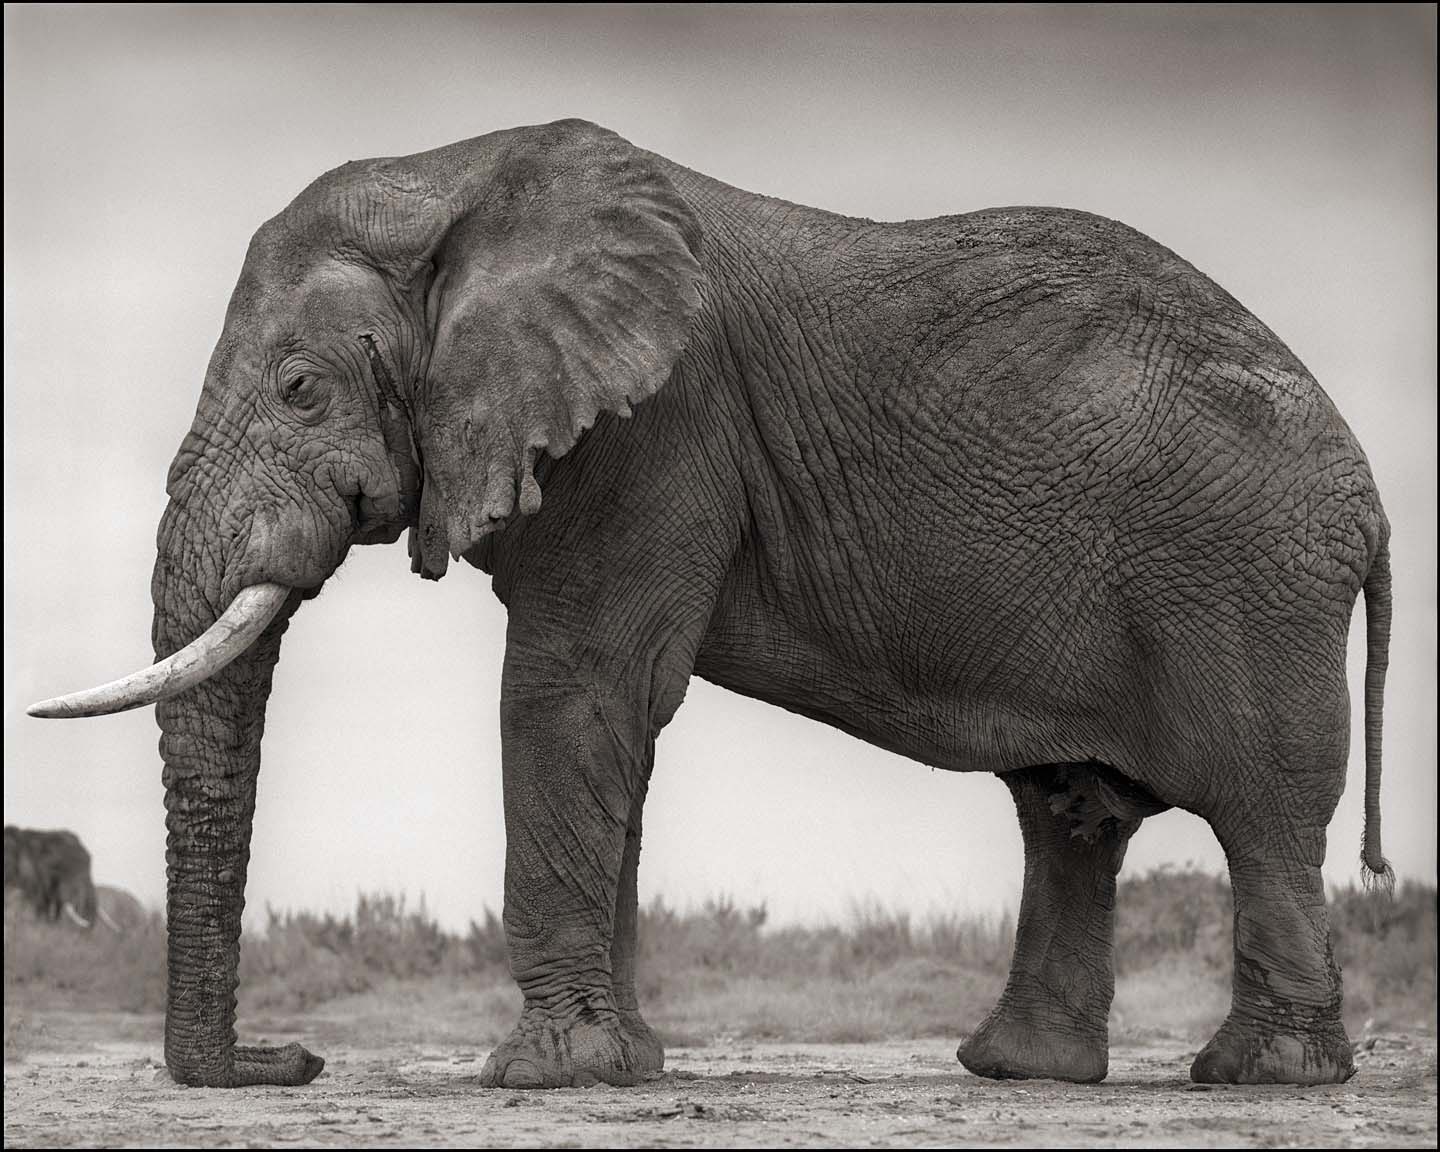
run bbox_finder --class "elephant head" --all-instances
[28,120,705,1086]
[3,826,98,927]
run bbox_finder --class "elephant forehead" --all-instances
[236,247,383,331]
[206,282,362,399]
[241,216,317,285]
[248,159,434,275]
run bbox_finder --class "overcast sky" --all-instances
[4,4,1435,931]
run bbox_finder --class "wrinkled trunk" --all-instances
[151,496,313,1086]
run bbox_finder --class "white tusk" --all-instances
[98,907,123,933]
[27,583,291,719]
[63,902,93,929]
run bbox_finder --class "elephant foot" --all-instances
[1191,1014,1354,1085]
[958,1009,1107,1083]
[169,1042,325,1087]
[480,1009,644,1089]
[618,1009,665,1074]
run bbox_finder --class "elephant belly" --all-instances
[693,570,1119,776]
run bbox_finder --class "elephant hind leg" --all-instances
[1192,787,1353,1084]
[959,762,1156,1083]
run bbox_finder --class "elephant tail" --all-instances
[1360,530,1394,895]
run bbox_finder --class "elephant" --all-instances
[4,825,99,928]
[29,119,1391,1090]
[95,884,152,933]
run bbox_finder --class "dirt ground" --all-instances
[4,1012,1434,1148]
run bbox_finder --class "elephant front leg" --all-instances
[959,764,1146,1084]
[610,743,664,1074]
[480,676,652,1089]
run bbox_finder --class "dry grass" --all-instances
[3,891,167,1016]
[5,870,1434,1062]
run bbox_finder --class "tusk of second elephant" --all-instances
[98,907,123,933]
[27,582,292,719]
[63,902,93,929]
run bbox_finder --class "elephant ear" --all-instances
[409,121,706,578]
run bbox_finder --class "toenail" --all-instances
[502,1059,545,1089]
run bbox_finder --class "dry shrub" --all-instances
[5,872,1434,1046]
[239,893,507,1011]
[1328,880,1437,1033]
[4,890,166,1014]
[1114,865,1233,976]
[635,897,1014,1042]
[1109,868,1437,1039]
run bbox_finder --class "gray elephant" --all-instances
[4,825,99,927]
[31,120,1391,1090]
[95,884,152,933]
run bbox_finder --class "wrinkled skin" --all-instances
[110,120,1391,1088]
[4,826,99,926]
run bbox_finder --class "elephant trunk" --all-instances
[151,495,298,1086]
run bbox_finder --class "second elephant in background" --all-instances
[4,825,98,927]
[95,884,153,933]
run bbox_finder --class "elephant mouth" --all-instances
[350,490,416,546]
[27,582,293,719]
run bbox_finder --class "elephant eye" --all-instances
[281,374,315,407]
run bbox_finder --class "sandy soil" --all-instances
[4,1012,1434,1148]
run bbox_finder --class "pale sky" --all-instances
[4,4,1435,931]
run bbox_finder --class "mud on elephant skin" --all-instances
[30,119,1392,1089]
[4,826,99,928]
